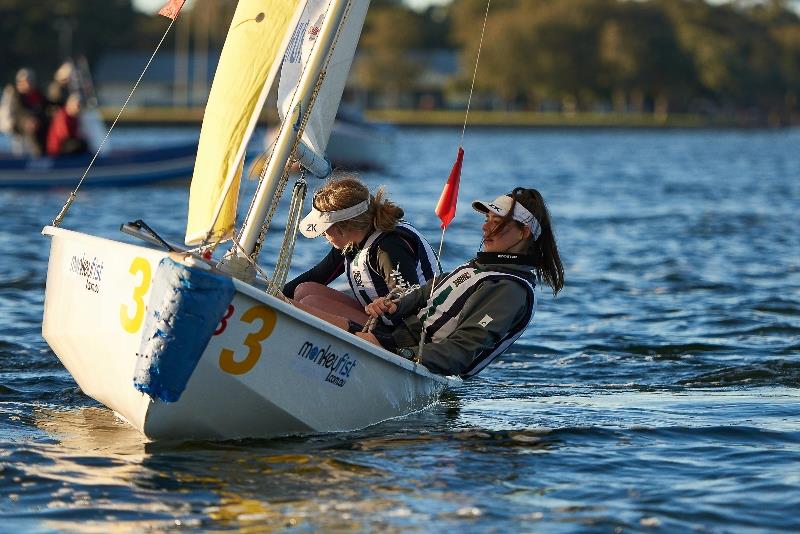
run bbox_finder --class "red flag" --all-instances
[158,0,186,20]
[435,147,464,229]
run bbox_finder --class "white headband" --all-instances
[299,199,370,238]
[471,195,542,240]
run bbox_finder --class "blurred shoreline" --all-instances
[102,107,797,129]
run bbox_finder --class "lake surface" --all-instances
[1,127,799,532]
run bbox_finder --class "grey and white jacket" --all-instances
[386,253,537,378]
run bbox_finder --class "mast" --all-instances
[220,0,351,281]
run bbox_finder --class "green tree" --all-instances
[354,3,424,105]
[599,0,694,117]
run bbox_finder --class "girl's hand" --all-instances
[365,297,397,317]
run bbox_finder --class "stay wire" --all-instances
[52,18,178,227]
[459,0,491,148]
[418,0,491,363]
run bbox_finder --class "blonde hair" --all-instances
[312,175,404,251]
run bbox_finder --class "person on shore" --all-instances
[46,93,88,157]
[0,68,49,156]
[356,187,564,379]
[284,175,441,325]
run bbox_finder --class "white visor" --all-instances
[299,199,369,238]
[472,195,542,240]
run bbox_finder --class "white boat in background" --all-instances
[264,105,394,171]
[41,0,455,441]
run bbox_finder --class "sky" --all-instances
[133,0,450,14]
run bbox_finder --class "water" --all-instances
[1,127,799,532]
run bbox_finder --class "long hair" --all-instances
[312,175,404,251]
[492,187,564,296]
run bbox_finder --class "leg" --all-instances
[355,331,381,347]
[295,282,364,312]
[291,298,352,330]
[300,294,369,325]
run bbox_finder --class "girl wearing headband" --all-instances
[284,175,440,325]
[357,187,564,378]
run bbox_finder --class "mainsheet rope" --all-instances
[52,17,178,227]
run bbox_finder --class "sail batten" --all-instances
[185,0,305,246]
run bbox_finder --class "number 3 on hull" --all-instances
[218,304,277,375]
[120,257,152,333]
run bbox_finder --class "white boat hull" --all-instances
[42,226,454,440]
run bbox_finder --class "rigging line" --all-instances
[417,2,491,363]
[52,18,178,227]
[459,0,492,148]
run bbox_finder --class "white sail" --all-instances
[277,0,370,156]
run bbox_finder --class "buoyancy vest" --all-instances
[417,260,536,378]
[345,222,440,310]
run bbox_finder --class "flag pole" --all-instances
[414,0,490,367]
[415,146,464,363]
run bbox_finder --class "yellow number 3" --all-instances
[120,257,151,333]
[219,305,277,375]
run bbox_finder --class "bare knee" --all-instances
[300,295,329,310]
[294,282,326,302]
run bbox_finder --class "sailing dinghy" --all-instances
[42,0,456,441]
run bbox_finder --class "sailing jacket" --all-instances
[284,222,440,311]
[345,222,440,316]
[385,253,537,378]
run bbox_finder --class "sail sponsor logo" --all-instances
[69,254,104,293]
[286,21,308,63]
[296,341,358,387]
[308,14,324,41]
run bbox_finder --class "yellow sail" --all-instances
[185,0,303,246]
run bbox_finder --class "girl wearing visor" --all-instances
[357,187,564,379]
[284,176,440,325]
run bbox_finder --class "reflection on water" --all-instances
[24,403,568,531]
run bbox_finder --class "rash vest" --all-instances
[416,260,536,378]
[345,222,440,314]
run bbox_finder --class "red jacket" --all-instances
[46,108,80,156]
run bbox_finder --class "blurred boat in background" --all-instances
[0,58,197,189]
[0,141,196,188]
[264,105,394,172]
[325,105,394,170]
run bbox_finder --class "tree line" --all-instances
[2,0,799,121]
[359,0,800,121]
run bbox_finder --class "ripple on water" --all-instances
[2,128,800,532]
[678,360,800,388]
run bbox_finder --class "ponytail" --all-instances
[371,186,404,232]
[508,187,564,296]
